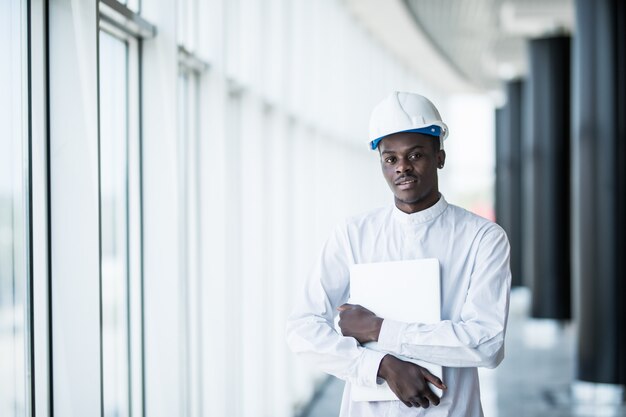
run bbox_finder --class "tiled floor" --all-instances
[304,289,626,417]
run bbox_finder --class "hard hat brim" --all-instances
[370,126,445,150]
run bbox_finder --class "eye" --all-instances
[408,153,423,161]
[384,156,396,164]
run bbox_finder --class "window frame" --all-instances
[28,0,52,415]
[97,2,154,415]
[176,31,209,417]
[0,0,33,415]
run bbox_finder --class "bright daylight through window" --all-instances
[99,29,131,417]
[0,0,29,416]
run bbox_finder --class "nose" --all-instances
[395,158,413,174]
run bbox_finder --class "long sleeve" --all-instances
[376,227,512,368]
[286,223,386,388]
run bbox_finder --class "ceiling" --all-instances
[346,0,575,95]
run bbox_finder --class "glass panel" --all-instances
[177,0,198,51]
[125,35,144,417]
[177,70,190,417]
[178,70,203,417]
[0,1,27,416]
[99,30,130,417]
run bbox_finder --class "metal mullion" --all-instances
[100,19,132,43]
[184,100,191,417]
[99,0,156,39]
[177,72,190,417]
[192,71,203,417]
[124,37,132,417]
[178,46,210,75]
[126,33,144,417]
[137,37,146,417]
[24,0,35,415]
[96,20,104,417]
[186,71,201,417]
[37,0,54,412]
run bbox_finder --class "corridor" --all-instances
[2,0,625,416]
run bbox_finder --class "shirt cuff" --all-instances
[356,348,387,388]
[377,319,408,353]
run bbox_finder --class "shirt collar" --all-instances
[392,194,448,225]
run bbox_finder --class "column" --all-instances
[526,36,572,320]
[495,80,524,287]
[572,0,626,396]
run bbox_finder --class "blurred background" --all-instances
[1,0,624,416]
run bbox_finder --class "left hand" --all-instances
[337,303,383,344]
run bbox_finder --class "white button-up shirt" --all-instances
[286,195,511,417]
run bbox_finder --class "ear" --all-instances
[437,150,446,169]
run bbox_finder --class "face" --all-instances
[378,132,445,214]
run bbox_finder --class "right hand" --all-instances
[377,354,447,408]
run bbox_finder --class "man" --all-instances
[286,92,511,416]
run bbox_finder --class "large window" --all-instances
[177,3,208,410]
[0,0,30,416]
[99,16,144,417]
[99,29,131,417]
[177,66,203,417]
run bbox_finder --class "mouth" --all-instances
[395,177,418,191]
[395,177,418,186]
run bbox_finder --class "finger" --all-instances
[422,369,447,390]
[388,384,411,407]
[336,303,354,311]
[424,389,440,406]
[419,374,442,406]
[408,396,425,408]
[416,396,430,408]
[408,397,422,408]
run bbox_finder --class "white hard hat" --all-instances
[368,91,449,150]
